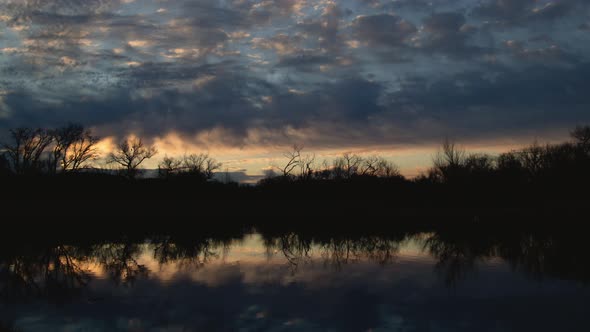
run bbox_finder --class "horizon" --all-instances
[0,124,576,180]
[1,0,589,175]
[3,2,590,329]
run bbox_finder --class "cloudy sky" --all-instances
[1,0,589,175]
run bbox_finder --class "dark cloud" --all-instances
[0,0,118,20]
[352,14,417,47]
[265,77,384,125]
[473,0,534,21]
[259,3,352,72]
[417,12,484,58]
[276,52,337,71]
[503,40,578,64]
[298,4,344,53]
[0,0,589,151]
[1,73,385,145]
[473,0,589,25]
[385,63,590,139]
[252,33,303,55]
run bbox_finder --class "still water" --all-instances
[1,231,589,331]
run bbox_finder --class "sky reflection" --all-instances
[1,232,589,332]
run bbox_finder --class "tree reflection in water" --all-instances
[2,225,590,303]
[0,245,91,302]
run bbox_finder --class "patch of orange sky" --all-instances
[91,127,572,179]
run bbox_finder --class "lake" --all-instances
[1,229,589,331]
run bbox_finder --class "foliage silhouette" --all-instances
[0,125,589,217]
[2,127,52,174]
[157,153,221,181]
[2,218,589,307]
[107,137,157,179]
[49,124,99,173]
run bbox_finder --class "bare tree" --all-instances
[274,144,317,180]
[518,141,545,178]
[158,156,182,178]
[332,157,346,178]
[107,137,157,178]
[299,153,316,180]
[345,153,363,178]
[340,155,400,178]
[434,138,466,169]
[183,153,209,174]
[50,124,99,173]
[464,154,495,172]
[333,153,363,179]
[182,153,222,179]
[360,155,379,176]
[315,159,333,180]
[373,156,400,177]
[157,153,221,180]
[430,138,467,182]
[2,127,53,174]
[204,156,222,179]
[280,144,303,177]
[571,125,590,153]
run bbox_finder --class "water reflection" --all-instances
[1,229,589,331]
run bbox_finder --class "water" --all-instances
[1,231,589,331]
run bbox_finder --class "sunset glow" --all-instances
[1,0,589,176]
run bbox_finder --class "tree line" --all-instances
[1,124,589,189]
[420,125,590,187]
[259,125,590,189]
[3,221,589,304]
[0,124,219,180]
[261,143,402,184]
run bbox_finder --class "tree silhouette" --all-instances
[433,138,465,167]
[360,155,400,177]
[268,147,401,183]
[93,242,147,286]
[429,138,469,183]
[333,153,363,179]
[107,137,157,179]
[571,125,590,153]
[280,144,303,177]
[277,144,319,180]
[157,153,221,180]
[158,155,183,178]
[50,124,99,173]
[1,127,53,174]
[518,142,546,179]
[299,152,316,180]
[182,153,222,179]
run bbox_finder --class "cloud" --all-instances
[385,63,590,139]
[503,39,578,64]
[9,244,589,332]
[473,0,590,25]
[415,12,484,58]
[352,14,417,47]
[1,0,589,155]
[297,3,345,53]
[252,34,303,55]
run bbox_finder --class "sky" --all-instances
[1,0,589,177]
